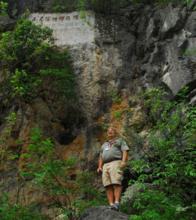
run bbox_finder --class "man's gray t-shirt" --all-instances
[100,137,129,163]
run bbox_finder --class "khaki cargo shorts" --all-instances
[102,160,123,187]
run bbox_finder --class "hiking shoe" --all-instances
[109,204,116,210]
[109,203,119,211]
[114,202,120,211]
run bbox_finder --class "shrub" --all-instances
[113,110,123,120]
[0,194,46,220]
[122,87,196,219]
[0,0,7,16]
[18,127,106,219]
[52,0,79,12]
[108,89,122,104]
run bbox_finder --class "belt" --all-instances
[104,159,121,164]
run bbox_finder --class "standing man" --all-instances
[97,126,129,211]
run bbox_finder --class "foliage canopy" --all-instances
[0,19,76,103]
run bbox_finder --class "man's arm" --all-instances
[97,156,103,173]
[120,150,128,168]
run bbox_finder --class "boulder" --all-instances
[0,16,15,31]
[78,206,129,220]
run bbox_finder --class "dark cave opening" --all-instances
[56,109,86,145]
[57,130,77,145]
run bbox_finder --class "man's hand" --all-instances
[120,150,128,170]
[120,161,127,169]
[97,167,103,173]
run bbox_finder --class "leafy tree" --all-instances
[0,0,7,16]
[0,19,76,102]
[19,127,106,219]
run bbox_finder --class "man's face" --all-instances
[107,127,116,139]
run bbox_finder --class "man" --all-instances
[97,126,129,211]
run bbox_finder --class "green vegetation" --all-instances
[52,0,131,12]
[122,87,196,220]
[51,0,194,12]
[74,171,107,215]
[52,0,79,12]
[132,0,193,4]
[0,124,106,219]
[108,89,122,104]
[0,0,7,16]
[1,87,195,219]
[0,12,104,220]
[0,18,76,103]
[19,127,80,219]
[0,1,195,219]
[0,194,46,220]
[0,127,106,219]
[183,48,196,56]
[0,112,17,167]
[1,0,194,15]
[87,0,194,9]
[114,110,123,120]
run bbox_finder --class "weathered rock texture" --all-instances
[0,15,16,31]
[78,206,129,220]
[6,2,196,124]
[29,3,196,120]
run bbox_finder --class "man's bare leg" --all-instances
[105,185,114,205]
[113,184,122,203]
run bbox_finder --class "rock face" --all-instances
[79,206,129,220]
[7,0,76,17]
[28,2,196,124]
[7,0,47,17]
[0,15,16,31]
[6,2,196,123]
[29,12,95,46]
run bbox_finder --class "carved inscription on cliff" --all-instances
[29,12,95,46]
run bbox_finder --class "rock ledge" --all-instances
[78,206,129,220]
